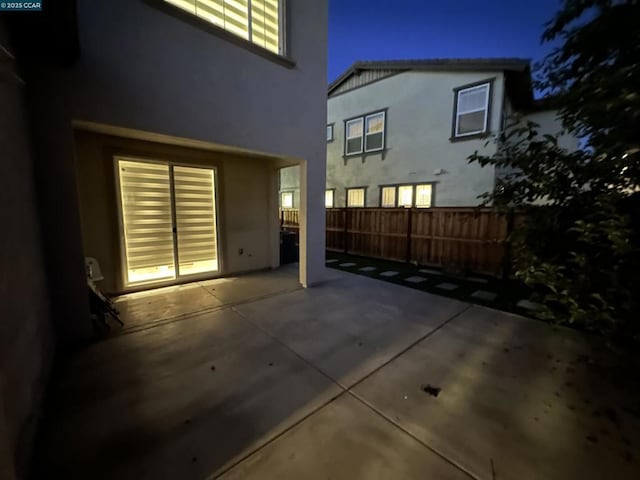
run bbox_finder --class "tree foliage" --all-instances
[469,0,640,341]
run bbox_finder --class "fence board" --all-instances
[280,207,516,276]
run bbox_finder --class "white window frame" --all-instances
[346,187,366,208]
[344,110,386,156]
[415,184,433,208]
[345,118,364,155]
[281,191,294,209]
[163,0,286,56]
[454,82,491,138]
[326,124,334,142]
[364,111,386,152]
[379,184,434,208]
[325,189,334,208]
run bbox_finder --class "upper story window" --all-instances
[453,81,491,139]
[345,110,386,156]
[326,124,334,142]
[165,0,283,55]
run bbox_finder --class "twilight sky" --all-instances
[328,0,563,82]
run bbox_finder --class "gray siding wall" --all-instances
[27,0,327,342]
[0,23,54,480]
[331,69,399,96]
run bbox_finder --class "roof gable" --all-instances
[328,58,531,98]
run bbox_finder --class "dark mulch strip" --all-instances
[326,251,534,318]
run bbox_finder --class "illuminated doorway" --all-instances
[116,157,220,287]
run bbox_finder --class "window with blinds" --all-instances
[173,166,219,276]
[117,160,176,284]
[325,189,334,208]
[381,186,396,207]
[117,158,220,286]
[164,0,282,54]
[347,188,365,208]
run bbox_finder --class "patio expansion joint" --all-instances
[222,302,475,479]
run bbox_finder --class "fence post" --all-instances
[405,208,413,263]
[343,208,349,253]
[501,209,515,280]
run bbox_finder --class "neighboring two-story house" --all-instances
[280,58,578,209]
[1,1,327,478]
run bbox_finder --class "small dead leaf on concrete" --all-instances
[421,384,441,397]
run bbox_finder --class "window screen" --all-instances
[281,191,293,208]
[365,112,385,151]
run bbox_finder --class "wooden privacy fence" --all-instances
[280,207,516,277]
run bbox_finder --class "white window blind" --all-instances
[347,188,365,207]
[415,184,432,208]
[164,0,281,54]
[325,189,334,208]
[118,160,176,284]
[398,185,413,207]
[326,125,333,142]
[173,166,219,276]
[381,186,396,207]
[455,83,490,136]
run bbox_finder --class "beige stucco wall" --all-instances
[74,130,280,294]
[521,109,579,151]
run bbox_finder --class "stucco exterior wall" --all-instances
[26,0,328,341]
[521,109,579,151]
[281,70,505,207]
[0,23,54,480]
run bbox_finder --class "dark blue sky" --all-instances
[328,0,563,82]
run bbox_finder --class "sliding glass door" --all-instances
[116,158,219,287]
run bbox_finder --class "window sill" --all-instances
[148,0,296,69]
[449,132,490,143]
[343,149,387,160]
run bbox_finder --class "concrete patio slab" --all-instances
[404,276,427,284]
[353,306,640,480]
[326,259,339,263]
[379,270,399,277]
[113,266,301,331]
[113,283,224,329]
[39,308,342,480]
[359,266,377,272]
[339,262,357,267]
[234,273,469,388]
[219,394,470,480]
[436,282,459,291]
[471,290,497,301]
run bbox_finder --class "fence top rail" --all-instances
[325,207,503,213]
